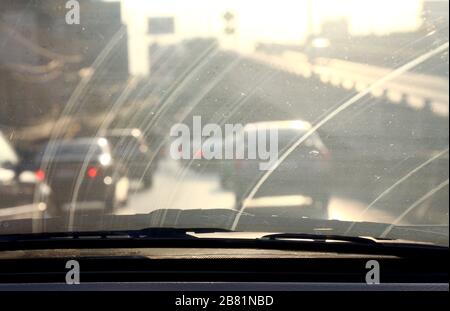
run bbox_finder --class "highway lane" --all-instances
[1,156,441,229]
[115,157,397,225]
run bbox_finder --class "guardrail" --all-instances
[0,204,42,219]
[252,51,449,117]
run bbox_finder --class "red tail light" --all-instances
[87,167,98,179]
[322,149,332,161]
[35,169,46,182]
[194,149,203,159]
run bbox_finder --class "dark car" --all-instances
[104,128,156,188]
[220,120,332,219]
[0,131,52,217]
[35,137,129,214]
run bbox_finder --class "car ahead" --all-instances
[104,128,156,188]
[0,131,52,216]
[220,120,332,219]
[34,137,129,214]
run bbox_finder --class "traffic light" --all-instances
[223,11,235,35]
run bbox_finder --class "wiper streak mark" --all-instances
[34,26,128,233]
[381,179,449,238]
[230,41,450,231]
[166,66,278,210]
[345,147,449,234]
[131,44,220,202]
[68,77,139,231]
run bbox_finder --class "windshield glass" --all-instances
[0,0,448,247]
[107,135,144,154]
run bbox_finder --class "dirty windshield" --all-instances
[0,0,448,246]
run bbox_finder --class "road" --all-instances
[114,156,396,225]
[0,155,439,228]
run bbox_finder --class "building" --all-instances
[0,0,129,127]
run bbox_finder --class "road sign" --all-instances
[148,17,175,35]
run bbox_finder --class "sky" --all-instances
[113,0,424,75]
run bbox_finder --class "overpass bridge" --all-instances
[251,50,449,118]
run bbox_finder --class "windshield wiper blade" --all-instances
[123,227,233,239]
[0,227,233,242]
[257,232,449,256]
[259,233,383,245]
